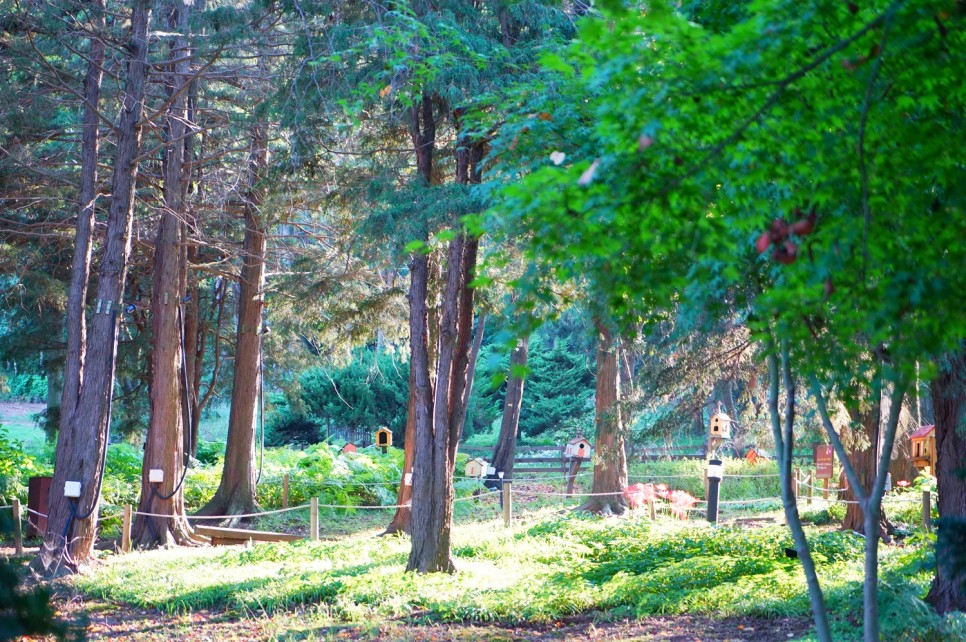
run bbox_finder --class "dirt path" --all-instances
[47,593,812,642]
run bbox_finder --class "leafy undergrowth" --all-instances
[69,513,966,641]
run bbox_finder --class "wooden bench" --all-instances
[462,445,589,495]
[194,525,303,546]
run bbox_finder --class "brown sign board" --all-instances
[814,445,834,479]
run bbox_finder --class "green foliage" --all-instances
[0,513,79,641]
[294,349,409,445]
[0,372,46,403]
[0,426,47,505]
[470,312,596,441]
[71,511,957,639]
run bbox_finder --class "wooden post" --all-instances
[565,459,582,496]
[121,504,132,553]
[310,497,319,541]
[823,478,829,501]
[806,473,813,506]
[502,480,512,528]
[12,497,22,555]
[793,467,800,503]
[703,467,709,501]
[923,491,932,532]
[282,474,290,509]
[648,498,656,521]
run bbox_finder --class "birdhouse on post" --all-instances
[465,457,488,479]
[909,425,936,472]
[375,427,392,454]
[708,410,732,440]
[565,436,592,460]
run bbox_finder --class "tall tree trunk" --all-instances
[384,365,417,535]
[490,335,529,477]
[770,347,832,642]
[842,399,891,537]
[578,321,627,514]
[60,0,106,433]
[32,0,151,576]
[182,258,201,459]
[133,0,197,547]
[198,123,269,519]
[926,344,966,613]
[407,103,481,572]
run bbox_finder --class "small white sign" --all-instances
[149,468,164,483]
[404,472,412,486]
[64,481,82,498]
[487,466,496,476]
[707,463,724,479]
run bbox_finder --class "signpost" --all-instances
[814,444,834,499]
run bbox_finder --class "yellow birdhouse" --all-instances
[375,427,393,451]
[709,411,732,440]
[565,436,592,459]
[909,425,936,472]
[465,457,488,479]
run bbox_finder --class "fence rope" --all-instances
[511,489,625,498]
[25,508,47,519]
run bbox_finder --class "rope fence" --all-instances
[4,463,934,552]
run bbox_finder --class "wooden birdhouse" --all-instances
[465,457,488,479]
[375,427,392,453]
[708,411,732,440]
[909,425,936,472]
[341,443,357,454]
[565,436,592,459]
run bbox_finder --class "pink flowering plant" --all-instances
[623,483,699,520]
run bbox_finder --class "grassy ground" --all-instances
[0,401,47,454]
[6,503,955,642]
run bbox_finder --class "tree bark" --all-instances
[578,321,627,514]
[769,348,832,642]
[60,0,106,433]
[132,0,197,547]
[32,0,151,576]
[386,94,436,538]
[926,343,966,613]
[841,399,891,537]
[197,122,269,520]
[490,335,529,477]
[407,104,481,572]
[383,364,417,536]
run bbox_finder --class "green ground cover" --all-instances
[69,513,965,641]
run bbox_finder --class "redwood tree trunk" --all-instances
[926,344,966,613]
[842,402,891,536]
[491,335,529,477]
[578,321,627,515]
[132,0,196,547]
[60,0,105,432]
[197,123,268,519]
[384,365,417,536]
[32,0,151,576]
[407,103,481,572]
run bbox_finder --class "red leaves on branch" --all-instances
[755,209,817,265]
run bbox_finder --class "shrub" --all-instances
[0,426,48,505]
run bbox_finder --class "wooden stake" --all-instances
[793,467,801,503]
[282,474,290,509]
[502,481,512,528]
[12,497,22,555]
[648,498,656,521]
[122,504,132,553]
[923,490,932,532]
[806,473,813,506]
[310,497,319,541]
[823,478,829,500]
